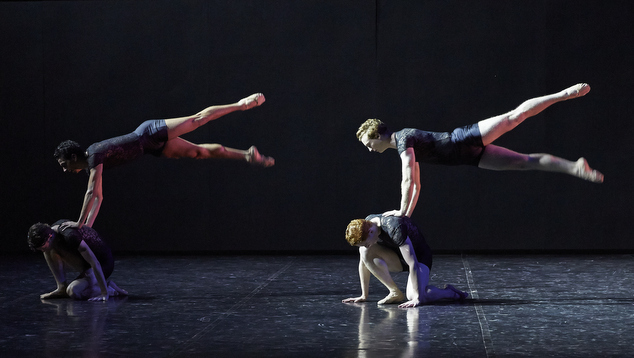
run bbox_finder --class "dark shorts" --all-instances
[447,123,485,166]
[134,120,169,156]
[74,258,114,281]
[398,253,433,272]
[379,242,433,272]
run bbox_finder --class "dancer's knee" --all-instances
[66,283,85,300]
[190,114,207,128]
[205,144,226,154]
[187,145,222,159]
[508,108,528,124]
[526,153,553,169]
[359,247,381,266]
[481,146,533,170]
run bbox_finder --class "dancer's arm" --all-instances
[342,257,371,303]
[77,164,103,229]
[40,251,69,299]
[383,148,420,217]
[407,161,421,216]
[77,240,109,302]
[398,238,422,308]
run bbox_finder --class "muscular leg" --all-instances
[400,264,467,307]
[67,278,127,300]
[162,137,274,166]
[359,245,406,304]
[165,93,265,140]
[405,262,429,302]
[479,145,604,183]
[478,83,590,146]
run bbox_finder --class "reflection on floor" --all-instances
[1,254,633,357]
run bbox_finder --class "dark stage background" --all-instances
[2,1,632,253]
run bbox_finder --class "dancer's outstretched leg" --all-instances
[165,93,265,139]
[478,83,590,146]
[162,138,274,167]
[479,145,604,183]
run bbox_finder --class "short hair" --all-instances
[54,140,85,160]
[27,223,53,251]
[356,118,389,140]
[345,219,373,246]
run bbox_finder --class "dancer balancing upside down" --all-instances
[356,83,604,218]
[28,219,128,302]
[54,93,274,229]
[343,215,468,308]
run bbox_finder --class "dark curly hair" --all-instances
[27,223,53,251]
[54,140,85,160]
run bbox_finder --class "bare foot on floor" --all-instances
[107,281,128,296]
[378,290,405,304]
[445,284,469,301]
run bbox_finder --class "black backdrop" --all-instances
[2,1,632,253]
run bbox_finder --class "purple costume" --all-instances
[52,219,114,279]
[86,120,168,170]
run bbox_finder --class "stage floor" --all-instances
[1,253,633,357]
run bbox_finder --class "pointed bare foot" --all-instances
[445,284,469,301]
[238,93,265,110]
[574,157,604,183]
[377,290,405,304]
[107,281,128,296]
[246,146,275,167]
[563,83,590,99]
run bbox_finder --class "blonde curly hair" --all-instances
[345,219,373,246]
[356,118,388,140]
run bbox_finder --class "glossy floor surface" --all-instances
[1,254,633,357]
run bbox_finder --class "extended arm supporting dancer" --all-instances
[356,83,604,218]
[342,216,468,308]
[54,93,274,229]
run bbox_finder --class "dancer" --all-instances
[356,83,604,217]
[54,93,274,228]
[27,219,127,302]
[342,215,468,308]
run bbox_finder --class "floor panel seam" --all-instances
[168,258,296,357]
[462,254,496,358]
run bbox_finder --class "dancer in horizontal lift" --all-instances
[356,83,603,218]
[54,93,274,229]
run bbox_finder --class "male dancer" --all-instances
[54,93,273,228]
[356,84,603,217]
[28,220,127,301]
[343,215,468,308]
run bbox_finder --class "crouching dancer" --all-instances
[27,220,127,302]
[343,215,468,308]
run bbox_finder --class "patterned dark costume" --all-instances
[365,214,433,271]
[395,124,485,166]
[52,219,114,279]
[86,120,168,170]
